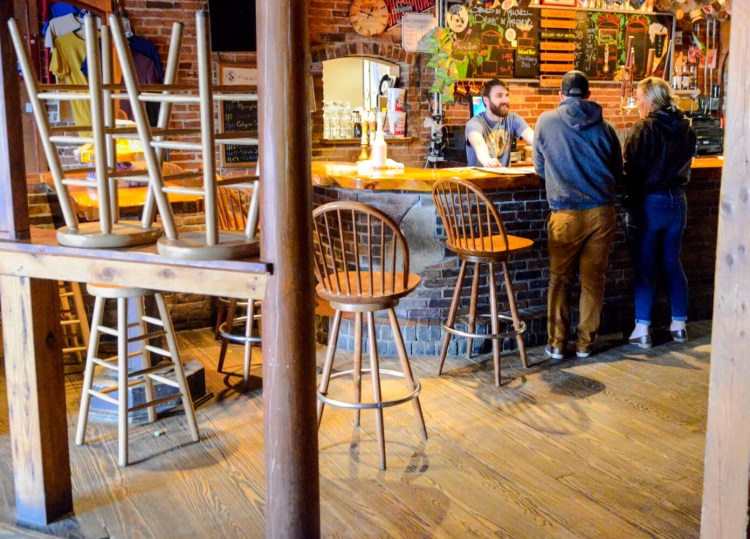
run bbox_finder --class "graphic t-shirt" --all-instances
[465,111,529,167]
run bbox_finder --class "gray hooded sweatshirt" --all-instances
[533,97,623,211]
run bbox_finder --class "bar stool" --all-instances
[8,16,163,248]
[58,281,91,373]
[213,183,262,381]
[75,283,199,466]
[313,201,427,470]
[110,12,260,261]
[432,178,534,387]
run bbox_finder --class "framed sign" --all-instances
[219,64,259,168]
[402,12,438,52]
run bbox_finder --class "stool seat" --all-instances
[313,201,427,470]
[76,285,199,466]
[449,234,534,261]
[316,271,421,307]
[86,283,153,298]
[433,178,534,387]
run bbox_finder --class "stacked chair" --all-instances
[109,11,260,261]
[9,16,162,248]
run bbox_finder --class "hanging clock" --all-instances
[446,4,469,34]
[349,0,390,37]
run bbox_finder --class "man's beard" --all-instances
[489,102,509,117]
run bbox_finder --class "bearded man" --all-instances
[465,78,534,168]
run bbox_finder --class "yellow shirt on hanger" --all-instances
[50,31,93,128]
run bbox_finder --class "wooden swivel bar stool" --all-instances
[215,183,262,381]
[76,284,200,466]
[432,178,534,386]
[313,202,427,470]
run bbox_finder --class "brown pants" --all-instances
[547,206,617,352]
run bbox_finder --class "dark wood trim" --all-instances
[258,0,320,537]
[0,0,30,241]
[700,7,750,537]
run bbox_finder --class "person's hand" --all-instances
[483,158,500,168]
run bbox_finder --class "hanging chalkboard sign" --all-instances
[439,2,673,84]
[219,64,259,168]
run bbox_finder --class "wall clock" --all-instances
[349,0,389,37]
[446,4,469,34]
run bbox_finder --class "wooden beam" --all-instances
[0,0,30,240]
[700,4,750,537]
[257,0,320,537]
[0,276,72,525]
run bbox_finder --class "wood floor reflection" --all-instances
[0,321,710,538]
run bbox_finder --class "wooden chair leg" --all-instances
[154,293,199,442]
[213,299,227,340]
[487,263,502,388]
[437,259,468,375]
[317,310,342,426]
[242,299,255,382]
[502,261,528,368]
[366,312,386,470]
[75,295,105,446]
[117,297,129,467]
[466,262,480,359]
[388,308,427,440]
[134,298,157,424]
[352,312,363,427]
[217,298,237,374]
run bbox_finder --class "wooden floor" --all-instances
[0,321,710,538]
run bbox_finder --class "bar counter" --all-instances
[312,157,724,355]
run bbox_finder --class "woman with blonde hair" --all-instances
[622,77,696,348]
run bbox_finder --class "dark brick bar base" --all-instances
[313,165,721,355]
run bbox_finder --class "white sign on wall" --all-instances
[401,13,438,53]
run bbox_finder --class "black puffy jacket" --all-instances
[622,107,697,200]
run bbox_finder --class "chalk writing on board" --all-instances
[219,64,259,168]
[433,1,673,85]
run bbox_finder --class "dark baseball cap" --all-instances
[561,70,589,97]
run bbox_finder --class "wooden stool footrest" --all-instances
[128,394,181,413]
[148,372,181,387]
[127,329,167,344]
[128,364,176,379]
[318,369,422,410]
[144,344,172,358]
[95,326,119,337]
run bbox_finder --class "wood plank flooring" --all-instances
[0,321,710,538]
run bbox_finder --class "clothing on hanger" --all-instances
[44,12,101,49]
[41,2,78,38]
[50,31,92,127]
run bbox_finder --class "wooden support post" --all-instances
[700,5,750,537]
[257,1,320,538]
[0,276,72,525]
[0,0,30,240]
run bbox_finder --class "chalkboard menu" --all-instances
[221,100,259,166]
[443,1,673,84]
[219,64,259,168]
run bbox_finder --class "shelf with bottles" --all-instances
[320,136,416,145]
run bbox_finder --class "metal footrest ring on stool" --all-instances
[218,314,262,345]
[317,368,422,410]
[444,313,527,340]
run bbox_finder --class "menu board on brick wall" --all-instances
[219,64,259,168]
[442,1,672,84]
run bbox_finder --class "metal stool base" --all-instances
[317,368,422,410]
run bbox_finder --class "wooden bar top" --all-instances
[0,228,270,300]
[312,161,540,192]
[312,157,723,192]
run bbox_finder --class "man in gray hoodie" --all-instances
[533,70,623,360]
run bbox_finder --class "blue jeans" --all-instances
[625,191,688,325]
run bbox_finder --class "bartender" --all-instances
[466,78,534,167]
